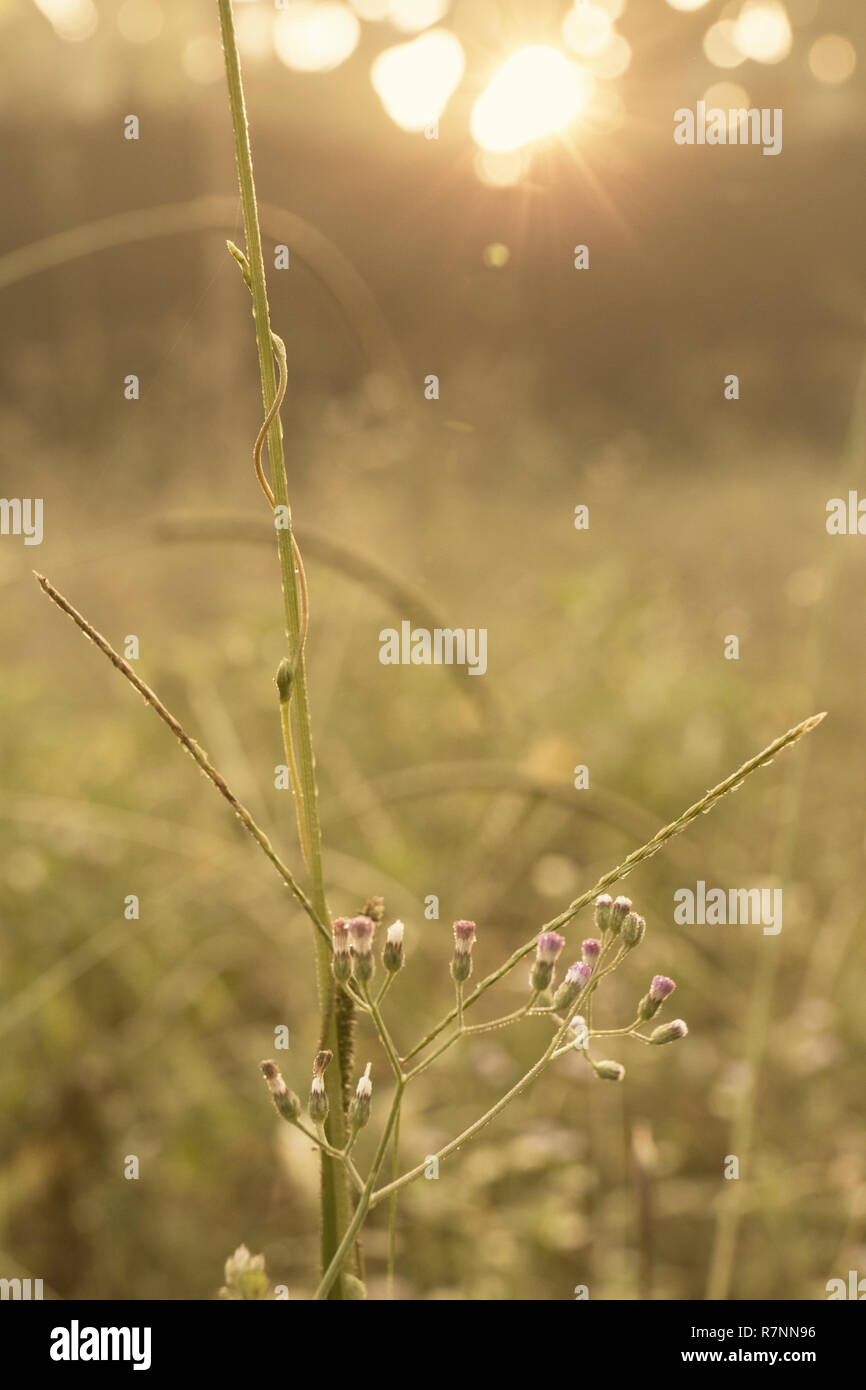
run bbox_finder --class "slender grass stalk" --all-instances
[216,0,352,1295]
[33,573,326,942]
[386,1108,401,1300]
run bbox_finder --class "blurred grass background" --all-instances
[1,0,865,1300]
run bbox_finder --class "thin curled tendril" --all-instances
[253,328,308,659]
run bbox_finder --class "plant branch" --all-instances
[402,711,826,1064]
[33,573,328,946]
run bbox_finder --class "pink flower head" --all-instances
[453,920,477,955]
[581,938,601,965]
[347,915,376,956]
[536,931,566,965]
[649,974,676,1001]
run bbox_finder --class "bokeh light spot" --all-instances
[183,35,225,84]
[117,0,163,45]
[482,243,510,268]
[387,0,450,33]
[34,0,98,42]
[734,1,793,65]
[809,34,856,85]
[273,2,360,73]
[371,29,464,131]
[561,4,612,59]
[473,147,531,186]
[702,80,752,121]
[703,20,746,69]
[471,46,590,153]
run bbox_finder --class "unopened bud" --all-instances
[530,930,565,992]
[348,1062,373,1131]
[581,938,601,967]
[276,657,293,702]
[649,1019,688,1045]
[347,915,376,983]
[451,920,476,983]
[332,917,352,983]
[383,920,405,973]
[638,974,676,1021]
[594,894,613,933]
[621,911,646,948]
[552,960,591,1011]
[594,1059,626,1081]
[609,896,632,935]
[309,1049,332,1124]
[260,1059,301,1123]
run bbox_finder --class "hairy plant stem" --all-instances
[217,0,351,1296]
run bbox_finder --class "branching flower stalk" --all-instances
[34,0,827,1300]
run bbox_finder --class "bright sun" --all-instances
[470,45,591,154]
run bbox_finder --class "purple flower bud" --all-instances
[581,938,601,966]
[609,896,632,934]
[650,974,676,1001]
[452,920,477,954]
[347,916,376,983]
[594,894,613,932]
[536,931,566,965]
[347,916,376,956]
[621,911,645,948]
[638,975,676,1022]
[452,920,477,983]
[531,931,566,992]
[552,961,591,1011]
[649,1019,688,1045]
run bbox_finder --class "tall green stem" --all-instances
[217,0,351,1297]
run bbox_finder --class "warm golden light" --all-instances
[34,0,98,42]
[273,2,360,73]
[582,32,631,80]
[482,243,510,268]
[350,0,389,17]
[703,20,745,69]
[561,4,612,59]
[734,1,792,65]
[666,0,711,10]
[388,0,450,33]
[808,33,856,85]
[183,35,225,84]
[701,81,753,130]
[371,29,465,132]
[473,148,531,187]
[470,46,590,154]
[117,0,163,45]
